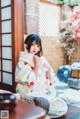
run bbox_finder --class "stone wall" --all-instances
[24,0,39,34]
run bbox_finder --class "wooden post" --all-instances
[12,0,24,69]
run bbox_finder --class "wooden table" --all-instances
[7,100,46,119]
[1,100,80,119]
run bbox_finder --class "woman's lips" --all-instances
[33,51,36,53]
[31,51,37,54]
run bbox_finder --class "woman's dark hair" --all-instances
[24,34,43,56]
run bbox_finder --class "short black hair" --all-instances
[24,34,43,56]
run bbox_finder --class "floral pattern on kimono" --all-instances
[15,52,56,96]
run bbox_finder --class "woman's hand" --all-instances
[33,55,41,67]
[33,55,41,78]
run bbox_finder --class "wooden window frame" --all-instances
[0,0,24,92]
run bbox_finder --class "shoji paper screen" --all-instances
[0,0,23,92]
[0,0,12,85]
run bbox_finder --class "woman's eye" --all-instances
[37,45,40,48]
[32,44,40,48]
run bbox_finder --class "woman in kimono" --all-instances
[15,34,67,116]
[15,34,56,98]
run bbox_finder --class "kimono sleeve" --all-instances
[15,60,36,85]
[41,56,56,83]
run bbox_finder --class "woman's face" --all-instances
[30,40,40,55]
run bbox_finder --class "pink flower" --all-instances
[46,76,49,79]
[49,82,52,86]
[30,81,34,85]
[70,5,80,40]
[31,67,34,70]
[31,90,33,92]
[24,62,28,65]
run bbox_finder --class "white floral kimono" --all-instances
[15,51,56,100]
[15,52,68,116]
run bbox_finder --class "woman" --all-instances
[15,34,56,98]
[15,34,68,116]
